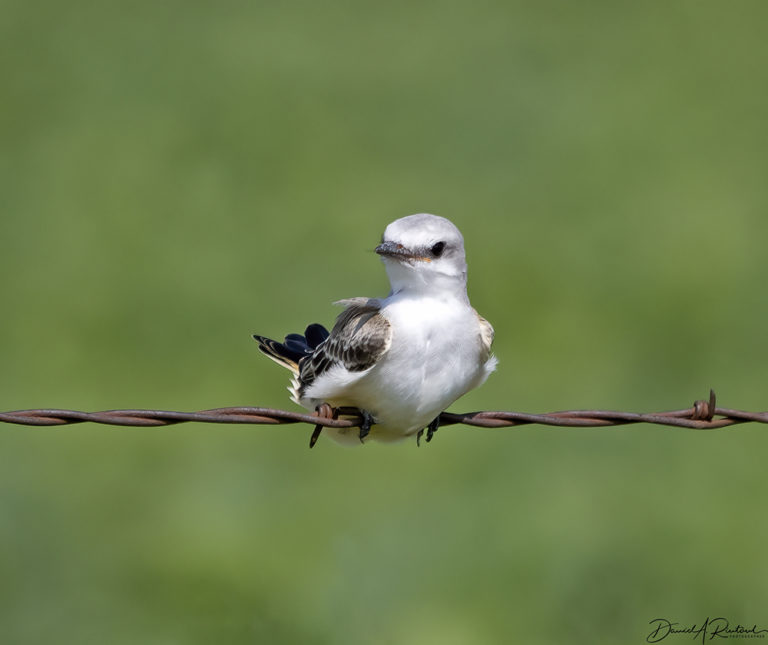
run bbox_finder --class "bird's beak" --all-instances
[375,241,413,259]
[375,241,433,263]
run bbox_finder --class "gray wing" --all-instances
[297,298,392,393]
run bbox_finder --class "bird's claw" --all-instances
[359,410,374,443]
[416,416,441,447]
[426,416,440,442]
[311,403,337,448]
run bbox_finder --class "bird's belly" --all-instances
[350,315,483,436]
[303,297,490,444]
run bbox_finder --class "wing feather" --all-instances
[476,311,495,363]
[297,298,391,396]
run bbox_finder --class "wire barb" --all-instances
[0,390,766,432]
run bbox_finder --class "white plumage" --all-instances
[254,213,497,446]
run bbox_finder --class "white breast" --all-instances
[351,294,487,438]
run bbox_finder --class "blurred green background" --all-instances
[1,1,767,643]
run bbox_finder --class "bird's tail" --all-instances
[252,323,330,376]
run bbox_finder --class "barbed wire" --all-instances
[1,391,766,434]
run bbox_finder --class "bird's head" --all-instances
[375,213,468,296]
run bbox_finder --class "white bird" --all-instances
[253,213,497,446]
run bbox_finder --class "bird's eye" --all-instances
[430,241,446,257]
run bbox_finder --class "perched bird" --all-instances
[253,213,497,446]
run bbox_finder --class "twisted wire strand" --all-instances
[0,391,764,431]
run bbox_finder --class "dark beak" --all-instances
[375,241,412,259]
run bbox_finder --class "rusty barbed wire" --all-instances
[0,390,766,432]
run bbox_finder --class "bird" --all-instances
[253,213,497,447]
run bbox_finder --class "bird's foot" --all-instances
[416,416,441,447]
[359,409,375,443]
[311,403,337,449]
[426,416,440,442]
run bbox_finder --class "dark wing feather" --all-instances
[253,324,331,373]
[297,299,391,395]
[304,323,330,349]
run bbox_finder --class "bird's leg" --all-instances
[426,415,440,443]
[359,409,375,443]
[416,428,424,447]
[311,403,337,449]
